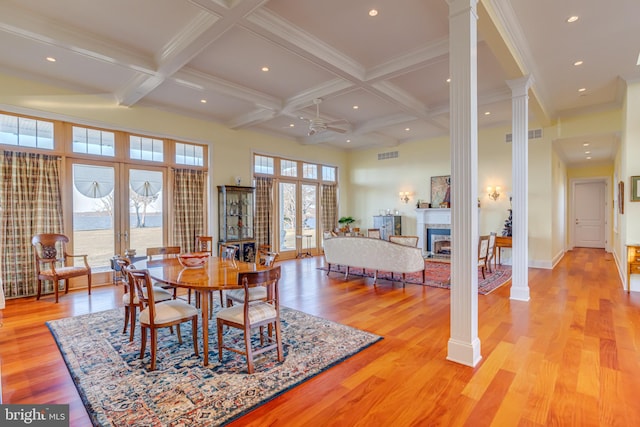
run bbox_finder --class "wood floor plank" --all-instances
[2,248,640,426]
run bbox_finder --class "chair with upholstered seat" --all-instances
[478,235,490,279]
[127,268,199,371]
[367,229,381,239]
[195,236,213,254]
[216,266,284,374]
[32,233,92,303]
[146,246,180,298]
[485,232,497,273]
[114,257,173,342]
[226,250,279,307]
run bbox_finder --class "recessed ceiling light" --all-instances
[446,78,451,83]
[578,87,586,92]
[261,66,269,72]
[368,9,378,17]
[585,151,591,154]
[484,111,491,116]
[573,60,583,66]
[289,123,295,128]
[586,156,592,160]
[583,142,590,147]
[405,127,411,131]
[352,105,359,110]
[346,139,351,143]
[567,16,579,23]
[200,99,207,104]
[46,56,56,62]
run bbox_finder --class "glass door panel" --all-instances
[279,182,297,256]
[301,184,317,253]
[127,168,164,256]
[71,163,118,269]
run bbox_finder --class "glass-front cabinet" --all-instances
[218,185,256,261]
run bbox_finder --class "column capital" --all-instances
[506,75,533,96]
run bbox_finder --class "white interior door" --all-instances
[574,181,606,248]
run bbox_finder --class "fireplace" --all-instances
[415,208,451,256]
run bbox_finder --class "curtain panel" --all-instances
[173,169,206,253]
[320,184,337,233]
[0,151,63,298]
[255,177,273,248]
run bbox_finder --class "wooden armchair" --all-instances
[32,233,92,303]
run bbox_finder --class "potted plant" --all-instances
[338,216,356,232]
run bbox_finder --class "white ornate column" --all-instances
[446,0,481,367]
[507,76,533,301]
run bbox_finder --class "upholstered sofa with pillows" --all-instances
[323,236,425,286]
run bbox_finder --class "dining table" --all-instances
[135,256,267,366]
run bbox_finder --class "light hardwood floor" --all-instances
[1,248,639,426]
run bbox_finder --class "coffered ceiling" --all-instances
[0,0,638,167]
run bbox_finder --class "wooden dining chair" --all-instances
[195,236,213,254]
[31,233,92,303]
[216,266,284,374]
[226,251,279,307]
[478,235,490,279]
[127,268,199,371]
[146,246,180,298]
[486,232,497,273]
[213,244,240,312]
[114,257,173,342]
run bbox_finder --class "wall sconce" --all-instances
[487,186,501,201]
[399,191,410,204]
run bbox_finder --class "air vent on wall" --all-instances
[505,128,542,143]
[378,151,399,160]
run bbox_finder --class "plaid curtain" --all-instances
[321,184,337,233]
[0,151,63,298]
[173,169,206,253]
[255,177,273,248]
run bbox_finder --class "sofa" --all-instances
[323,236,425,286]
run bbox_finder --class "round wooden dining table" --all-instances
[136,256,267,366]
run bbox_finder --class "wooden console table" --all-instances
[627,245,640,293]
[494,236,512,268]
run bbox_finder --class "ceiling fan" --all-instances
[306,98,349,136]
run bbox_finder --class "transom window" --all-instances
[303,163,317,179]
[130,136,163,162]
[175,142,204,166]
[0,113,54,150]
[72,126,115,156]
[280,159,297,177]
[254,155,274,175]
[254,154,337,184]
[322,165,336,182]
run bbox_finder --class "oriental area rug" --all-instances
[47,306,382,426]
[320,260,512,295]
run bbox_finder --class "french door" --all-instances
[70,161,167,269]
[277,181,317,258]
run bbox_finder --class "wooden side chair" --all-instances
[127,268,199,371]
[486,232,497,273]
[114,257,173,342]
[226,251,279,307]
[32,233,92,303]
[216,266,284,374]
[195,236,213,254]
[478,235,490,279]
[146,246,180,298]
[367,229,381,239]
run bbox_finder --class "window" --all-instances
[322,166,336,182]
[281,159,297,177]
[254,155,274,175]
[130,136,163,162]
[0,113,54,149]
[72,126,115,156]
[303,163,317,179]
[175,142,204,166]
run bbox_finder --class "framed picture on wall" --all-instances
[631,176,640,202]
[430,175,451,208]
[618,181,625,214]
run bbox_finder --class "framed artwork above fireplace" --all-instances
[431,175,451,207]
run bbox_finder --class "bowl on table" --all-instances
[178,252,210,268]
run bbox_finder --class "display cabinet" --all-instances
[218,185,256,262]
[373,215,402,241]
